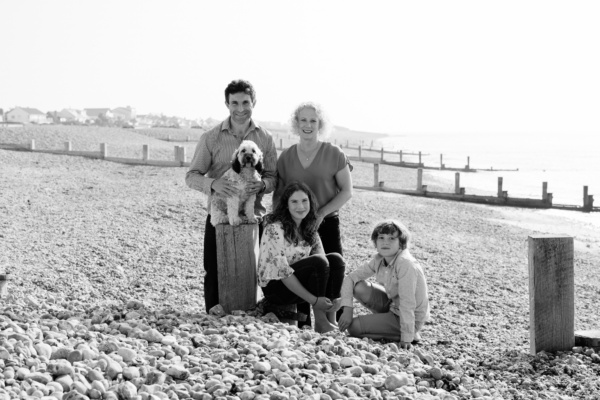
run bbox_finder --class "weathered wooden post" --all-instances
[455,173,460,194]
[528,234,574,354]
[143,145,150,161]
[380,147,384,162]
[418,151,422,165]
[30,139,35,151]
[65,141,72,152]
[399,150,403,163]
[174,146,180,161]
[358,145,362,159]
[466,156,470,170]
[440,154,444,170]
[181,146,187,164]
[497,177,503,197]
[373,164,380,187]
[280,138,283,150]
[583,186,588,209]
[216,224,259,313]
[542,182,548,201]
[100,143,107,159]
[417,168,423,191]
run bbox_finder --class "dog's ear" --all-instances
[255,159,264,174]
[232,157,242,174]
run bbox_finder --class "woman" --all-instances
[274,101,353,256]
[274,102,353,327]
[258,181,345,333]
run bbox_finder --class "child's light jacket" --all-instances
[340,249,430,342]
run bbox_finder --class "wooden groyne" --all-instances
[355,164,597,212]
[2,138,596,213]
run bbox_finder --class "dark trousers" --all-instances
[262,253,346,306]
[297,215,344,327]
[203,215,264,312]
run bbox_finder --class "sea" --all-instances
[371,131,598,209]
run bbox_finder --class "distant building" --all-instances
[112,106,136,122]
[5,107,49,124]
[84,108,113,123]
[58,109,87,124]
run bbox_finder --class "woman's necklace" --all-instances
[298,142,320,161]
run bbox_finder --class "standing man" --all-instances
[186,79,277,312]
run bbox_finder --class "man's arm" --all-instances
[185,134,214,194]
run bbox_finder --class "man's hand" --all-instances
[245,180,265,195]
[337,307,353,332]
[211,177,240,197]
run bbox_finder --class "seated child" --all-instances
[338,219,430,349]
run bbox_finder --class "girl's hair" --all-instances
[371,219,411,250]
[265,181,320,246]
[289,101,332,138]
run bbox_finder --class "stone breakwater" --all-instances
[0,300,506,400]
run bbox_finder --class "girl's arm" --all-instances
[281,274,331,310]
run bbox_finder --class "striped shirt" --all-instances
[185,118,277,216]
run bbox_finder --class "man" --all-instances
[186,79,277,312]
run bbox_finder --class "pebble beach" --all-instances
[1,126,600,400]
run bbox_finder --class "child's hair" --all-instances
[264,181,320,246]
[371,219,411,250]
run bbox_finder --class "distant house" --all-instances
[5,107,49,124]
[84,108,113,123]
[112,106,136,122]
[58,109,87,124]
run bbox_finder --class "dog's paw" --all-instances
[229,216,243,226]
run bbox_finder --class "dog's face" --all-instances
[231,140,263,174]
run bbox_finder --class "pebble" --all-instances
[0,300,597,400]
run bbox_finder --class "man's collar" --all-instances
[221,118,257,135]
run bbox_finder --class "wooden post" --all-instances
[380,148,384,162]
[542,182,548,201]
[466,156,470,170]
[179,146,187,164]
[216,224,259,313]
[30,139,35,150]
[497,177,503,197]
[100,143,107,159]
[279,138,283,150]
[459,188,465,195]
[583,186,588,208]
[547,193,553,206]
[418,151,422,165]
[399,150,403,163]
[358,145,362,159]
[455,173,460,194]
[373,164,380,187]
[587,195,594,211]
[417,168,423,191]
[528,235,574,354]
[174,146,180,161]
[65,141,72,152]
[440,154,443,170]
[143,145,150,161]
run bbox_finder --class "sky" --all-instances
[2,0,599,135]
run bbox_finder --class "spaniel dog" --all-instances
[210,140,263,227]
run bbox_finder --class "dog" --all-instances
[210,140,263,227]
